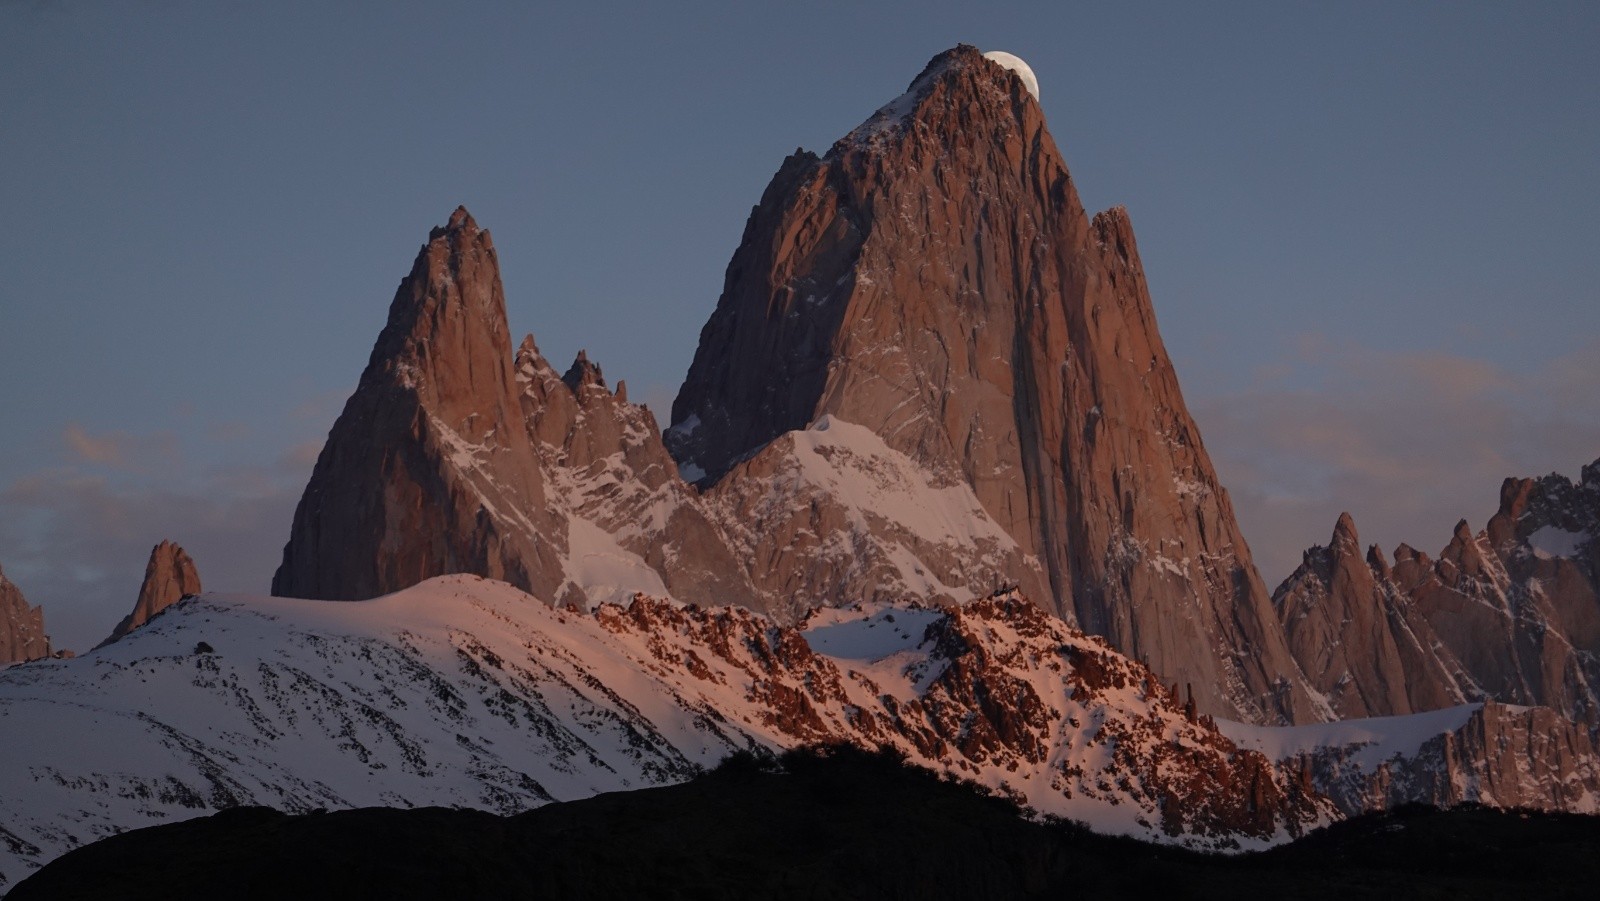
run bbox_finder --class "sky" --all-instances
[2,1,1597,651]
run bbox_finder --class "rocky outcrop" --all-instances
[0,564,49,665]
[272,207,571,604]
[1274,514,1468,718]
[1279,703,1600,817]
[667,46,1314,724]
[514,337,757,608]
[599,590,1329,844]
[98,541,202,648]
[1404,460,1600,721]
[1275,457,1600,722]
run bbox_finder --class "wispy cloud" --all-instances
[1197,339,1600,586]
[60,423,181,472]
[0,441,314,653]
[62,423,127,467]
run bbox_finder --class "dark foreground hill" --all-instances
[12,746,1599,900]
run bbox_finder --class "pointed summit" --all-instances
[272,208,570,603]
[832,45,1043,155]
[432,204,478,238]
[1278,453,1600,722]
[99,540,201,647]
[1332,512,1361,551]
[667,46,1316,723]
[1274,514,1462,718]
[561,349,606,394]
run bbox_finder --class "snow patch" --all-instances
[802,603,942,661]
[787,416,1016,548]
[665,413,701,439]
[1219,703,1483,770]
[563,517,670,607]
[1528,525,1587,560]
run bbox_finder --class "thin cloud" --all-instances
[0,442,310,653]
[1197,339,1600,587]
[62,423,126,467]
[60,423,182,473]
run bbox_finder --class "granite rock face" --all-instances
[269,49,1321,724]
[99,541,202,648]
[1286,702,1600,817]
[0,564,49,665]
[667,46,1314,723]
[1275,458,1600,722]
[1274,514,1467,719]
[514,337,758,609]
[272,208,571,605]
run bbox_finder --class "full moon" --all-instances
[981,50,1040,102]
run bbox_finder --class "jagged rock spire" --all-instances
[1273,513,1464,718]
[98,540,201,648]
[272,207,570,603]
[1275,455,1600,722]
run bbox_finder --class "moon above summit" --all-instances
[981,50,1039,101]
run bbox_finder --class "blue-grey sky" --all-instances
[3,1,1597,650]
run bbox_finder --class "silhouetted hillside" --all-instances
[12,746,1599,900]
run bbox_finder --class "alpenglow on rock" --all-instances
[1275,456,1600,722]
[0,564,50,665]
[98,540,202,648]
[666,45,1317,724]
[268,48,1323,724]
[272,208,571,605]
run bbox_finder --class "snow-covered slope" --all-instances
[0,576,1329,888]
[699,416,1048,621]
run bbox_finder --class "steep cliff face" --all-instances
[272,208,570,604]
[99,541,202,648]
[1274,514,1469,718]
[1275,458,1600,722]
[668,46,1313,723]
[514,337,756,608]
[0,565,49,665]
[1409,459,1600,720]
[1235,702,1600,818]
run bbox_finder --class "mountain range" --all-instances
[1,45,1596,889]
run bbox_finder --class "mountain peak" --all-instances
[833,44,1044,155]
[99,540,200,648]
[273,210,566,602]
[1332,511,1361,550]
[668,44,1315,723]
[361,207,509,420]
[515,333,541,363]
[561,349,606,393]
[430,205,479,240]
